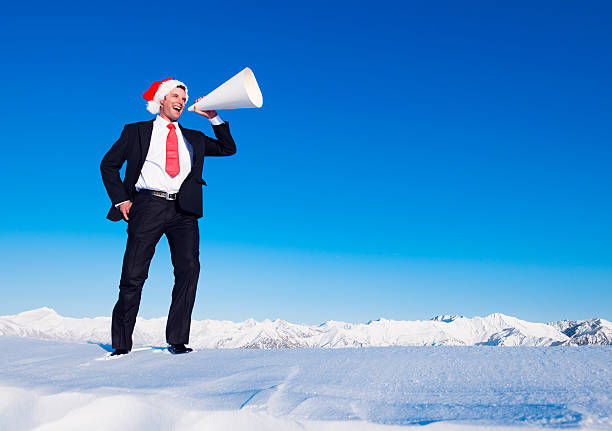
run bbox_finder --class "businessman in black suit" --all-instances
[100,79,236,356]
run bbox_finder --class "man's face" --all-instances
[159,86,187,122]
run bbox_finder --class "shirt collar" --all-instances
[155,115,179,128]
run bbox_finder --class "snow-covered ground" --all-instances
[1,337,611,430]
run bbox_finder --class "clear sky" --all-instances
[1,1,610,324]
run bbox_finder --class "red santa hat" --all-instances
[142,78,189,114]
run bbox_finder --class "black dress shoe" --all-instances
[168,344,193,354]
[110,348,129,356]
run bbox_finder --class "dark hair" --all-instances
[176,85,186,91]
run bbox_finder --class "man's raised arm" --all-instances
[193,100,237,157]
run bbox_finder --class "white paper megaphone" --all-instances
[188,67,263,112]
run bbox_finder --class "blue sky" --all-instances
[1,1,610,324]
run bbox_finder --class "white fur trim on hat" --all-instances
[146,100,161,114]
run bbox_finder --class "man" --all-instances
[100,78,236,356]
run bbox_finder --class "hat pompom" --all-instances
[146,100,160,114]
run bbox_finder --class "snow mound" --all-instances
[1,337,611,430]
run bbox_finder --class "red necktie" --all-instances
[166,123,180,177]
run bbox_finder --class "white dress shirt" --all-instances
[116,114,224,208]
[135,115,193,194]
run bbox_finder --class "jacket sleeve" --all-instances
[100,125,131,206]
[203,121,237,157]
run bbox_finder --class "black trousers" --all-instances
[111,192,200,350]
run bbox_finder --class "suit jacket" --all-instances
[100,119,236,221]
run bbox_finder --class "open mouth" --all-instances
[173,104,182,112]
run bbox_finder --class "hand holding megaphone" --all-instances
[191,97,218,119]
[188,67,263,112]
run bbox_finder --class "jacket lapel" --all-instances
[179,124,202,182]
[138,120,155,166]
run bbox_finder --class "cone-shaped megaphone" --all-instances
[188,67,263,112]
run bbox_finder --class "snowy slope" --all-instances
[0,337,611,431]
[0,307,601,348]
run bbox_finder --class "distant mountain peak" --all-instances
[25,306,57,314]
[14,307,60,319]
[366,318,392,325]
[549,318,612,346]
[430,314,463,323]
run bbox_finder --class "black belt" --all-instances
[137,189,178,201]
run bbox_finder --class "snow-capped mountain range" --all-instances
[0,307,610,348]
[549,318,612,345]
